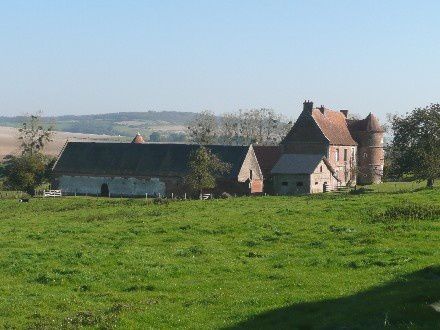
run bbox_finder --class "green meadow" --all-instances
[0,183,439,329]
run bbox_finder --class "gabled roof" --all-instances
[282,106,357,146]
[53,142,250,178]
[347,113,384,132]
[253,146,282,177]
[271,154,335,175]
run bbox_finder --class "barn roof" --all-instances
[271,154,335,175]
[52,142,250,178]
[253,146,282,177]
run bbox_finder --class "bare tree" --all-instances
[18,112,54,155]
[187,110,218,144]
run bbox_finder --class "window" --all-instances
[315,182,318,185]
[344,149,348,161]
[320,165,323,173]
[363,152,368,158]
[296,182,304,187]
[281,182,288,186]
[351,148,355,159]
[249,169,253,180]
[335,149,340,162]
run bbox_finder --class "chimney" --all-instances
[340,110,348,118]
[319,105,325,114]
[303,100,313,113]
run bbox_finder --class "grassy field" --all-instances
[0,184,439,329]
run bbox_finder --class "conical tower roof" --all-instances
[131,133,144,144]
[363,113,384,132]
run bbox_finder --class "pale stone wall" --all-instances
[310,159,337,193]
[57,175,166,196]
[272,174,311,195]
[237,145,264,193]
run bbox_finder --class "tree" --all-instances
[187,110,218,144]
[389,104,440,187]
[18,112,53,155]
[149,131,162,142]
[3,113,55,194]
[3,153,55,195]
[185,146,231,197]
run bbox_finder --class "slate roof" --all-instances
[253,146,282,177]
[271,154,335,175]
[52,142,249,178]
[282,107,357,146]
[347,113,384,132]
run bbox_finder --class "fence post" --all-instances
[145,193,148,201]
[184,193,186,200]
[171,193,174,199]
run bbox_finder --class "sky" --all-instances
[1,0,440,121]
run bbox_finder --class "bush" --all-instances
[373,203,440,222]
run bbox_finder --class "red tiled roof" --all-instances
[253,146,282,177]
[131,133,144,144]
[311,108,357,146]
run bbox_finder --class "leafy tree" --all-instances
[18,112,53,155]
[185,146,231,197]
[3,154,55,195]
[3,113,55,194]
[187,110,218,144]
[389,104,440,187]
[149,131,162,142]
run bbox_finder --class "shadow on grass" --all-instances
[229,266,440,329]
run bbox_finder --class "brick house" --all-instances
[272,101,385,194]
[52,140,263,197]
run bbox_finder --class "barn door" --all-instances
[101,183,109,197]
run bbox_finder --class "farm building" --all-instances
[52,141,263,197]
[253,145,282,194]
[271,154,337,195]
[275,101,385,192]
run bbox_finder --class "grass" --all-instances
[0,183,439,329]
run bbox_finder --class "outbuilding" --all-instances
[52,141,263,197]
[271,154,338,195]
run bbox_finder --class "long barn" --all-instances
[52,141,263,197]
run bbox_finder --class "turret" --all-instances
[347,113,384,184]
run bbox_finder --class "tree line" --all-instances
[187,108,292,145]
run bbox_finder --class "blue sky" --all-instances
[1,0,440,120]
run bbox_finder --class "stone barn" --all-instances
[52,141,263,197]
[271,154,338,195]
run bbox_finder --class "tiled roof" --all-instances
[347,113,384,132]
[282,106,357,146]
[253,146,282,177]
[131,133,145,144]
[53,142,249,178]
[271,154,334,175]
[311,108,357,146]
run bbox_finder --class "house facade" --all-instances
[271,154,337,195]
[52,140,263,197]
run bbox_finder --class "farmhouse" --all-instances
[52,141,263,197]
[270,101,385,194]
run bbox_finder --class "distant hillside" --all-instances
[0,111,198,137]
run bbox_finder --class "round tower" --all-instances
[351,113,384,184]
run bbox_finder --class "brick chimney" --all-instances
[340,110,348,118]
[319,105,325,114]
[303,100,313,113]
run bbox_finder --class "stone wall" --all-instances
[56,175,167,197]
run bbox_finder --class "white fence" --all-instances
[43,190,62,197]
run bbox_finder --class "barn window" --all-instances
[296,182,303,187]
[281,182,288,186]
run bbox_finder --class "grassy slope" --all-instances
[0,186,439,329]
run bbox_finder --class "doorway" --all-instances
[101,183,109,197]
